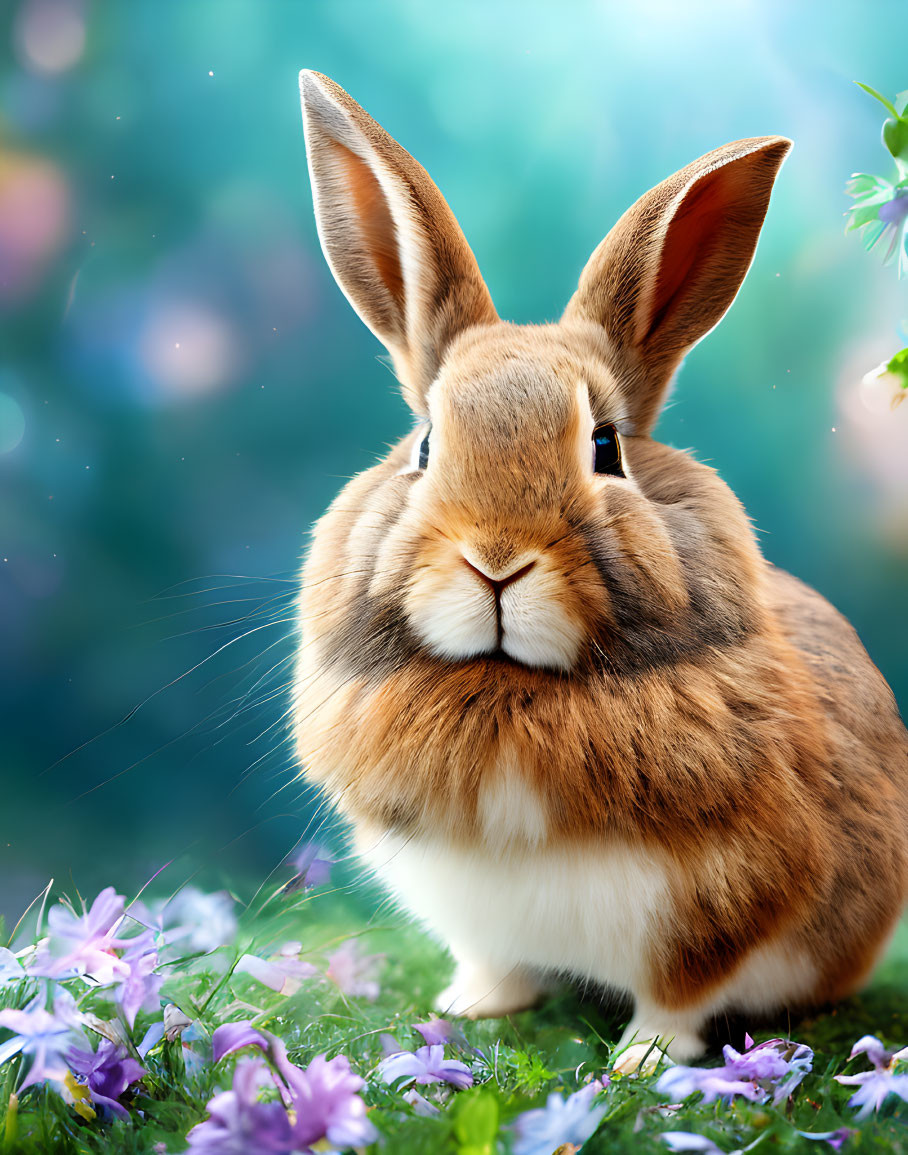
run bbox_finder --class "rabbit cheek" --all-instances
[405,551,498,661]
[498,567,585,670]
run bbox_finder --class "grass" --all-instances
[1,866,906,1154]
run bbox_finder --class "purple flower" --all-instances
[413,1015,482,1059]
[511,1083,606,1155]
[836,1070,908,1118]
[378,1044,473,1090]
[67,1038,145,1119]
[187,1058,294,1154]
[835,1033,908,1119]
[236,942,317,996]
[209,1020,377,1150]
[285,1053,378,1150]
[32,887,130,984]
[286,843,334,891]
[413,1017,455,1047]
[117,931,164,1027]
[656,1035,812,1106]
[846,172,908,277]
[660,1134,723,1154]
[656,1064,763,1106]
[722,1037,813,1104]
[326,940,382,1001]
[0,989,84,1090]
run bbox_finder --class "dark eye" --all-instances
[592,422,624,477]
[411,424,430,471]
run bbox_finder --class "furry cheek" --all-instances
[405,562,498,659]
[499,567,585,670]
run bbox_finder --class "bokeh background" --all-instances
[2,0,906,925]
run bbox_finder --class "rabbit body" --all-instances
[294,72,908,1059]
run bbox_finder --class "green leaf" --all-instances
[846,205,884,229]
[453,1089,500,1155]
[856,81,900,118]
[885,347,908,387]
[896,91,908,117]
[883,116,908,163]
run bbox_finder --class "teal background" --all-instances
[1,0,906,923]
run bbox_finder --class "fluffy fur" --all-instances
[293,71,908,1059]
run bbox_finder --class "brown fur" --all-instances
[294,72,908,1018]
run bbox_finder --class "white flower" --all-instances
[161,887,237,954]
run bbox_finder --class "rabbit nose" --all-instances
[461,554,536,596]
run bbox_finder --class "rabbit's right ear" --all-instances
[299,71,498,411]
[563,137,791,434]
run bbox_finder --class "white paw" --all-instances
[615,1015,705,1067]
[434,966,540,1019]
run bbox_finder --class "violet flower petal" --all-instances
[836,1069,908,1119]
[187,1058,293,1154]
[67,1038,145,1119]
[413,1017,453,1047]
[287,843,334,890]
[656,1063,764,1105]
[235,951,316,996]
[512,1083,606,1155]
[0,989,84,1090]
[378,1044,473,1090]
[378,1051,424,1085]
[285,1053,378,1150]
[796,1129,855,1150]
[211,1021,270,1064]
[137,1022,165,1059]
[849,1035,892,1070]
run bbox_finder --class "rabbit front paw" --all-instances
[614,1000,707,1068]
[435,961,541,1019]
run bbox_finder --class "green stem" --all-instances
[3,1094,17,1150]
[855,81,900,119]
[197,951,241,1017]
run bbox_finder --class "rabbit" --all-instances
[293,70,908,1064]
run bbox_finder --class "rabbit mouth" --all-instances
[404,554,586,672]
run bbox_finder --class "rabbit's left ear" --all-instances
[299,71,498,411]
[563,137,791,434]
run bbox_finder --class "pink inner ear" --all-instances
[644,164,741,342]
[330,140,405,311]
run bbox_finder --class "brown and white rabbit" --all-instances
[293,70,908,1062]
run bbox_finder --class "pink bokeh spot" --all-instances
[0,150,69,303]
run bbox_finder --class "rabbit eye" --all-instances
[409,424,431,472]
[592,423,624,477]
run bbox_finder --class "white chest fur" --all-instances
[354,825,671,997]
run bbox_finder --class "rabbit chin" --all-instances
[404,564,585,671]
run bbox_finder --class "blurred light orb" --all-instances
[838,342,908,505]
[0,150,69,302]
[139,302,239,399]
[0,393,26,453]
[14,0,86,75]
[860,360,907,413]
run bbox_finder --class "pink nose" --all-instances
[461,556,536,597]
